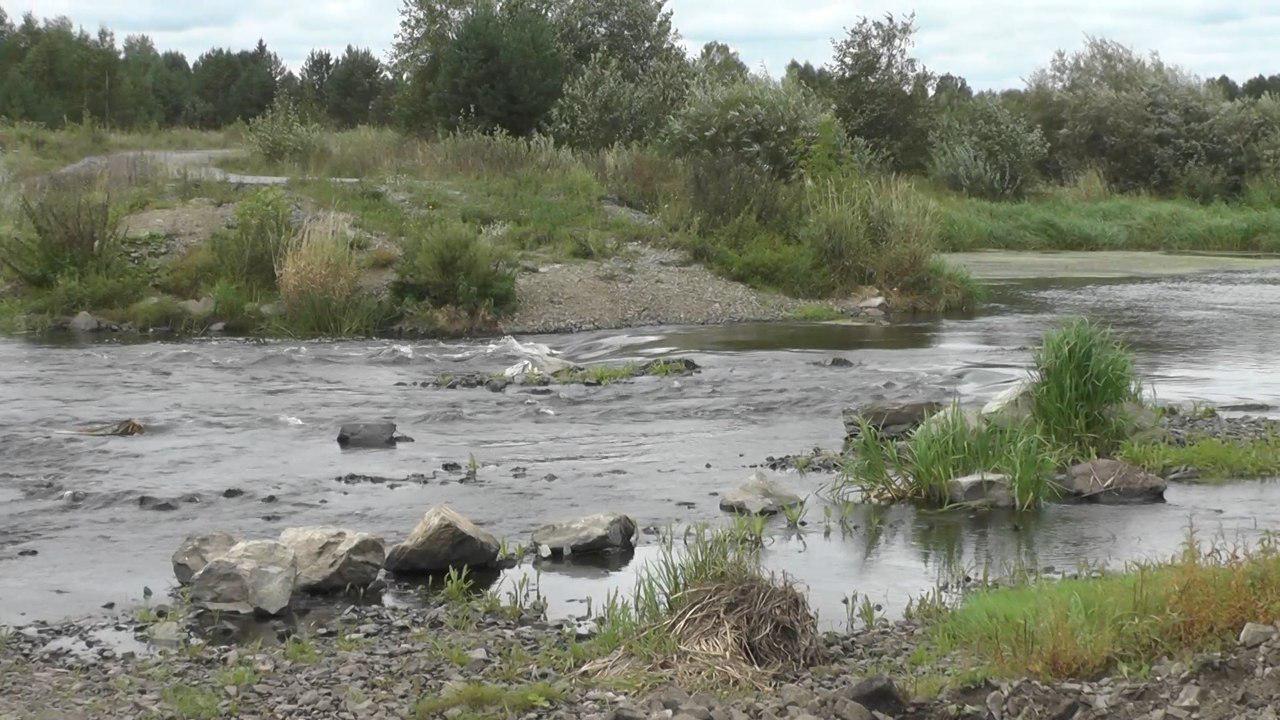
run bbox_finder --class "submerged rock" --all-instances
[279,527,386,592]
[719,471,804,515]
[189,540,297,615]
[336,422,411,448]
[384,506,499,574]
[532,513,637,557]
[946,472,1015,507]
[1061,459,1167,503]
[842,401,944,440]
[172,532,240,585]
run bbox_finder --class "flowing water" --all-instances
[4,266,1280,631]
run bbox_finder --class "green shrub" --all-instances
[276,214,384,337]
[393,222,516,315]
[930,99,1047,200]
[550,53,691,150]
[680,156,803,230]
[247,98,321,165]
[667,77,844,180]
[209,188,292,292]
[1030,318,1139,458]
[2,191,124,287]
[28,271,150,315]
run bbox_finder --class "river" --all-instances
[3,266,1280,630]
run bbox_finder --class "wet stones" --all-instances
[1061,459,1167,503]
[842,401,945,441]
[946,472,1015,507]
[335,422,412,448]
[720,471,804,515]
[278,527,386,592]
[385,505,499,574]
[172,531,239,585]
[533,513,637,557]
[189,540,298,615]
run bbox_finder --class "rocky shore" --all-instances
[5,600,1280,720]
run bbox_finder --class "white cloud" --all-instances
[4,0,1278,88]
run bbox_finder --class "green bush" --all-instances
[209,188,292,292]
[550,53,690,150]
[247,98,321,165]
[681,156,802,230]
[930,100,1047,200]
[1030,318,1139,458]
[591,145,683,214]
[2,191,124,287]
[667,77,844,180]
[393,222,516,315]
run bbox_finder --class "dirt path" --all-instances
[54,149,358,187]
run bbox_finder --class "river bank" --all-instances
[5,595,1279,720]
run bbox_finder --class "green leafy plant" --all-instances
[393,222,516,315]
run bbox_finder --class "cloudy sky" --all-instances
[5,1,1278,89]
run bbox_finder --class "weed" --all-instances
[1030,318,1139,458]
[442,566,475,607]
[928,531,1280,679]
[214,664,258,688]
[792,304,845,321]
[162,684,221,719]
[413,681,564,719]
[781,497,808,528]
[1119,436,1280,480]
[2,191,124,287]
[209,188,292,292]
[282,635,320,665]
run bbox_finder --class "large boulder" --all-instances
[278,527,386,592]
[533,513,637,557]
[1061,459,1167,504]
[189,540,297,615]
[385,506,500,574]
[336,422,410,448]
[946,472,1015,508]
[719,471,803,515]
[68,311,104,333]
[843,401,944,440]
[172,532,239,585]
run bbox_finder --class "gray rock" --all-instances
[172,532,240,585]
[385,506,500,574]
[1172,685,1201,709]
[840,676,905,716]
[278,526,386,592]
[858,296,888,310]
[843,401,944,440]
[533,513,637,556]
[179,296,215,316]
[946,472,1015,507]
[1239,622,1278,647]
[719,471,803,515]
[68,311,102,333]
[336,422,408,448]
[189,540,297,615]
[1061,459,1166,503]
[981,380,1035,419]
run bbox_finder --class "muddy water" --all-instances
[3,268,1280,630]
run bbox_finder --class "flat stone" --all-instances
[843,401,944,440]
[946,472,1015,507]
[1062,459,1166,503]
[336,422,404,449]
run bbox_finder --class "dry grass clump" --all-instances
[276,213,382,336]
[580,529,820,690]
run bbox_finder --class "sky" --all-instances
[5,1,1279,90]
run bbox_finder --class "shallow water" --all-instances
[3,268,1280,629]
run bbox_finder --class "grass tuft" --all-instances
[1119,436,1280,480]
[275,213,384,337]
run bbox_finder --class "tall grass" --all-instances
[1119,436,1280,480]
[276,214,384,337]
[1029,318,1139,458]
[393,221,516,315]
[930,532,1280,679]
[837,407,1058,509]
[936,190,1280,253]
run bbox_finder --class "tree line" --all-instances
[3,2,1278,200]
